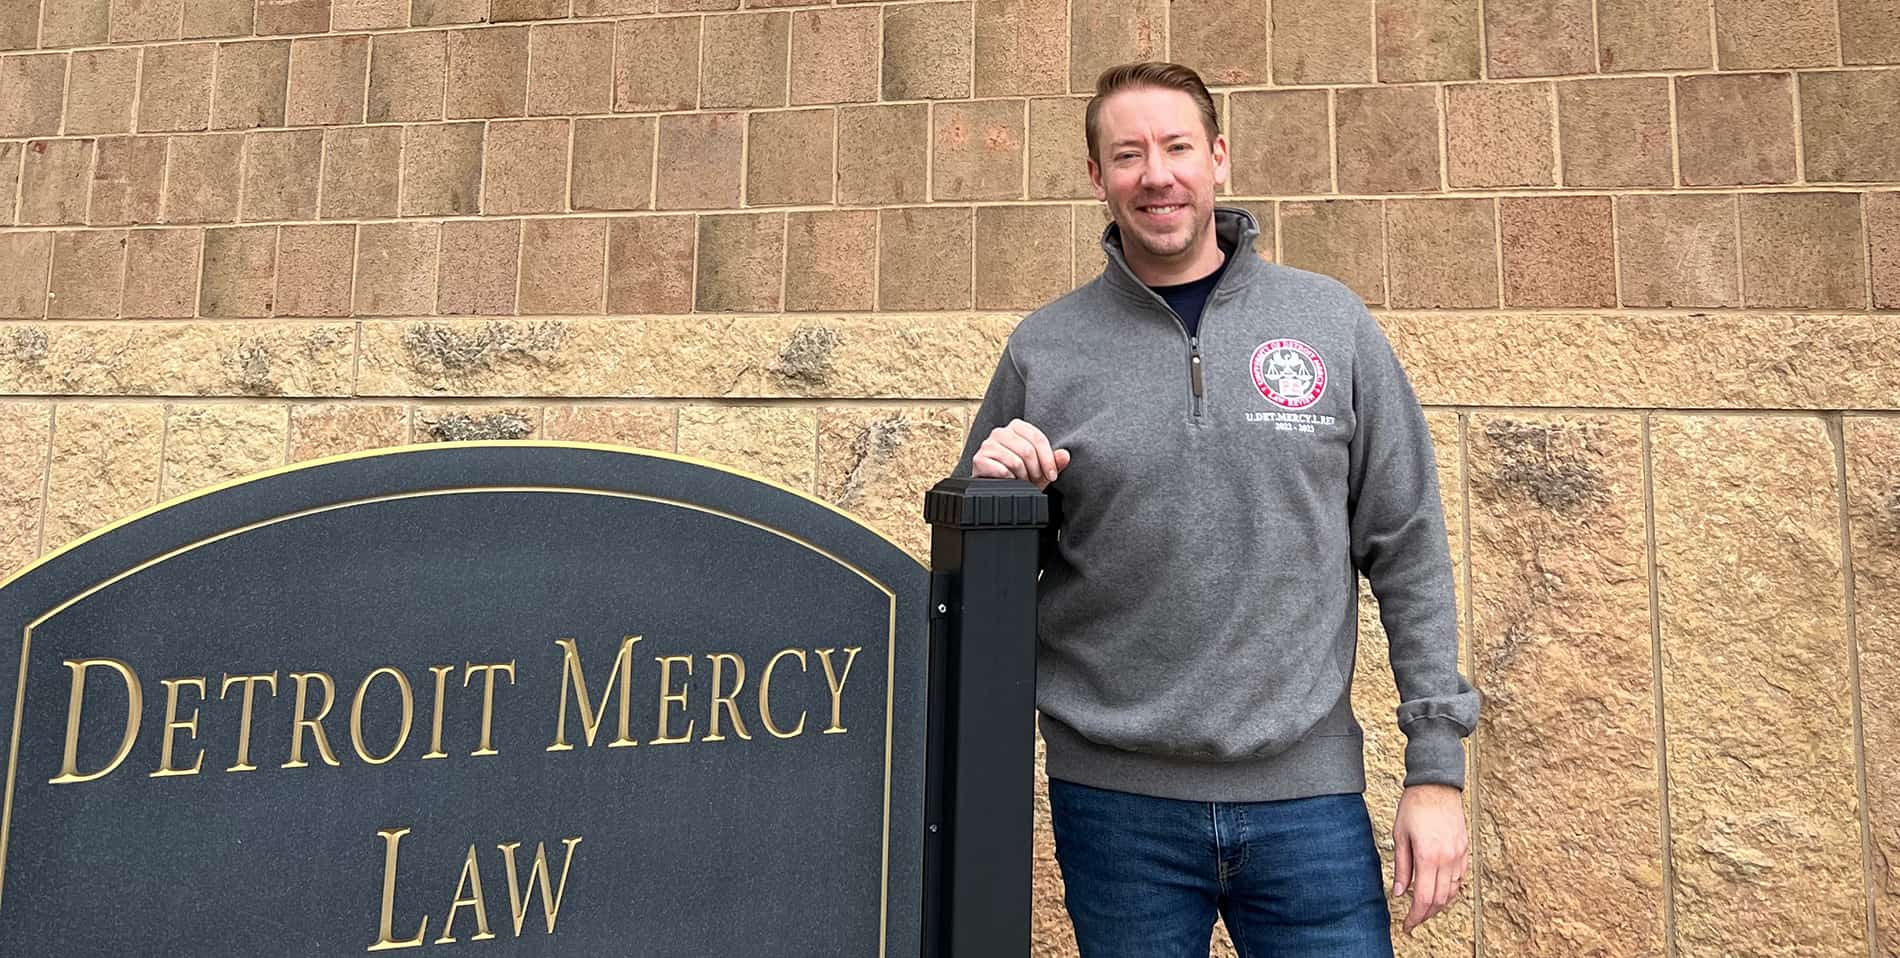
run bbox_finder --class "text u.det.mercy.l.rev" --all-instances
[36,636,866,951]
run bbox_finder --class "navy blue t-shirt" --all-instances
[1147,245,1231,339]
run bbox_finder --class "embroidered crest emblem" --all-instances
[1250,339,1327,410]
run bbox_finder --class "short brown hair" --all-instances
[1084,62,1221,165]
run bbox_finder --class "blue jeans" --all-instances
[1049,779,1395,958]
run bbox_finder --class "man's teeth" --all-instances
[1144,205,1181,213]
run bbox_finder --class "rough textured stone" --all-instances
[355,221,438,316]
[1281,200,1383,304]
[355,315,1018,398]
[934,100,1026,201]
[884,2,973,100]
[0,322,352,396]
[139,43,214,132]
[212,40,291,131]
[289,403,409,461]
[791,8,879,104]
[1467,413,1665,957]
[607,216,695,314]
[1272,0,1373,84]
[163,133,243,224]
[112,0,183,41]
[544,405,675,451]
[1446,82,1554,189]
[122,228,203,318]
[1557,79,1673,188]
[879,207,972,310]
[1380,313,1900,409]
[572,116,655,211]
[1841,0,1900,63]
[749,109,835,207]
[519,219,607,315]
[1029,97,1091,200]
[785,210,877,313]
[1738,193,1867,309]
[42,0,110,46]
[975,205,1071,310]
[183,0,257,37]
[89,136,167,226]
[613,16,699,113]
[319,125,402,219]
[66,49,141,135]
[47,230,127,319]
[1336,86,1442,194]
[0,55,65,138]
[368,31,446,123]
[1844,417,1900,955]
[273,224,354,317]
[817,406,967,558]
[696,213,783,313]
[447,26,529,119]
[482,118,569,215]
[702,12,787,109]
[20,138,94,226]
[401,122,485,217]
[1800,70,1900,184]
[1376,0,1482,82]
[490,0,565,20]
[0,233,52,318]
[1229,90,1332,195]
[1485,0,1595,77]
[0,403,50,577]
[0,2,38,49]
[198,226,277,316]
[678,406,816,491]
[240,129,323,222]
[839,105,929,206]
[1500,196,1615,308]
[1596,0,1712,71]
[1871,191,1900,309]
[1676,74,1797,187]
[528,22,613,116]
[412,0,485,24]
[437,219,520,316]
[1385,199,1497,309]
[1067,0,1163,93]
[1174,0,1271,85]
[1650,415,1864,958]
[1714,0,1838,68]
[656,112,743,210]
[414,405,541,442]
[161,403,288,499]
[43,403,163,549]
[256,0,330,34]
[1616,195,1740,309]
[286,36,369,126]
[975,0,1071,95]
[1225,201,1276,261]
[332,0,406,29]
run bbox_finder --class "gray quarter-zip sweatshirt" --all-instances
[955,207,1480,803]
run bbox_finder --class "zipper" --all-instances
[1189,336,1204,418]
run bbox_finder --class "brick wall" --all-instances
[2,0,1898,953]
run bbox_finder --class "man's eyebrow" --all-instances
[1107,131,1193,148]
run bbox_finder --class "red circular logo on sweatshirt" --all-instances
[1250,339,1327,409]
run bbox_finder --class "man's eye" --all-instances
[1170,143,1190,152]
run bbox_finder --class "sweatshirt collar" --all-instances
[1098,206,1265,303]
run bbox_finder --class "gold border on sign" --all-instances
[0,442,919,957]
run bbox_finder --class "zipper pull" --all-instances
[1189,337,1204,399]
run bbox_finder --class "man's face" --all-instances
[1087,86,1230,264]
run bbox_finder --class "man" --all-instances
[954,61,1480,957]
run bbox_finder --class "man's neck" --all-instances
[1121,226,1227,287]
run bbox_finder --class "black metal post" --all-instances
[919,476,1047,958]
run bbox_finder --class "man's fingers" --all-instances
[1008,420,1058,481]
[1404,859,1436,933]
[1054,448,1072,473]
[975,445,1028,481]
[992,429,1046,484]
[1391,831,1411,898]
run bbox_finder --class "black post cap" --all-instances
[923,477,1049,530]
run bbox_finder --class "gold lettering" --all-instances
[757,648,808,740]
[651,655,695,745]
[423,665,454,760]
[499,837,582,936]
[49,657,142,785]
[350,667,415,766]
[461,661,515,757]
[150,677,207,778]
[816,647,862,735]
[702,653,752,743]
[367,827,429,951]
[547,636,642,751]
[283,671,341,769]
[434,844,496,944]
[219,671,279,773]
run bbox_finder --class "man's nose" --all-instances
[1138,152,1175,189]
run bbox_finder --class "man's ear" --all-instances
[1212,133,1230,188]
[1087,158,1106,201]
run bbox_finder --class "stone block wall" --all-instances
[0,0,1897,953]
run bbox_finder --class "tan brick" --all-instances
[168,133,250,225]
[1872,191,1899,309]
[447,27,529,119]
[885,2,973,99]
[745,109,834,207]
[1616,195,1739,309]
[678,406,815,490]
[44,404,163,548]
[1848,419,1900,953]
[162,403,288,498]
[289,404,409,461]
[20,138,94,226]
[483,118,568,215]
[817,406,968,555]
[607,215,695,313]
[332,0,406,29]
[199,226,278,316]
[274,223,354,317]
[1557,78,1673,188]
[413,0,485,25]
[1485,0,1594,77]
[1336,86,1441,193]
[839,104,929,205]
[1229,90,1331,195]
[933,100,1025,201]
[529,22,613,116]
[0,55,64,138]
[320,125,401,219]
[1376,0,1482,82]
[701,12,787,109]
[1281,200,1383,304]
[42,0,109,45]
[1028,97,1091,200]
[183,0,256,37]
[402,122,485,216]
[544,405,674,451]
[1500,195,1614,308]
[1841,0,1900,63]
[413,405,541,441]
[656,112,743,210]
[1715,0,1838,68]
[287,36,368,126]
[791,8,879,104]
[491,0,564,19]
[660,0,735,11]
[111,0,183,42]
[256,0,330,34]
[48,231,127,319]
[1596,0,1711,71]
[574,0,654,14]
[0,233,51,318]
[975,205,1070,310]
[65,49,140,136]
[1226,200,1275,261]
[1069,0,1163,93]
[973,0,1069,96]
[613,17,699,112]
[879,206,970,310]
[240,129,323,221]
[211,41,291,131]
[571,117,654,212]
[1073,201,1110,286]
[1161,0,1266,86]
[355,221,439,316]
[1446,82,1554,188]
[783,210,876,312]
[0,2,38,49]
[520,219,606,315]
[1675,73,1796,187]
[3,322,355,396]
[1740,192,1867,309]
[1386,198,1496,308]
[122,228,202,318]
[438,219,520,315]
[140,44,214,133]
[0,143,16,223]
[0,402,50,576]
[696,212,784,312]
[1801,70,1900,183]
[87,137,165,226]
[1272,0,1372,84]
[368,31,446,124]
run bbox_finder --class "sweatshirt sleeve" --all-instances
[1346,308,1481,790]
[952,344,1027,478]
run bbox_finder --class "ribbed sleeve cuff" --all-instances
[1401,717,1469,790]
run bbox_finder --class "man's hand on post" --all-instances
[972,419,1071,491]
[1390,782,1468,935]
